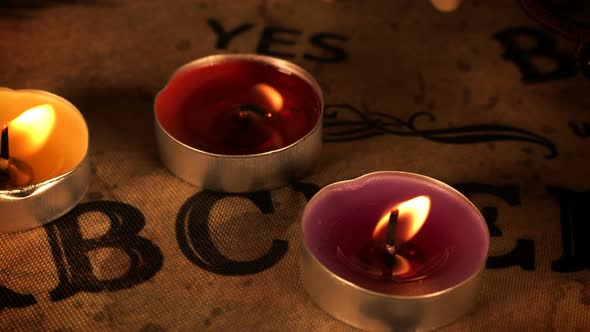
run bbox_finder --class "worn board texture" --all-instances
[1,0,589,331]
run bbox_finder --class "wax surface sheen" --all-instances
[156,59,321,155]
[302,172,489,296]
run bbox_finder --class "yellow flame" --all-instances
[372,195,431,244]
[8,104,56,158]
[252,83,284,112]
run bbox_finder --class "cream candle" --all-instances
[0,88,89,232]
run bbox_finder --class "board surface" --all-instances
[1,0,589,331]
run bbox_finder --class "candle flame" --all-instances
[252,83,283,112]
[372,195,431,244]
[9,104,56,158]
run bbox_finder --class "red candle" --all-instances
[156,58,322,155]
[154,54,324,192]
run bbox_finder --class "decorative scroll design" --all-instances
[323,104,558,159]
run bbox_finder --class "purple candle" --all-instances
[300,171,489,331]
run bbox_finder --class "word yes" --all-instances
[207,19,349,64]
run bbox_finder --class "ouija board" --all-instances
[1,0,589,331]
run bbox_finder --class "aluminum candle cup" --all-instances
[0,88,89,233]
[155,54,323,193]
[301,172,489,331]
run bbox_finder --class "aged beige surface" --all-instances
[1,0,589,331]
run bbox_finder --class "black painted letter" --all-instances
[207,19,254,49]
[256,26,301,58]
[176,191,288,276]
[304,33,349,63]
[46,201,163,301]
[493,27,577,83]
[547,187,590,272]
[454,182,535,270]
[0,285,36,310]
[569,122,590,138]
[291,181,321,200]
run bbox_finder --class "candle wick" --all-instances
[239,104,268,117]
[0,124,10,186]
[1,125,8,160]
[382,209,399,270]
[385,209,398,252]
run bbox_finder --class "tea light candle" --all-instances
[301,172,489,331]
[154,54,323,192]
[0,88,89,233]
